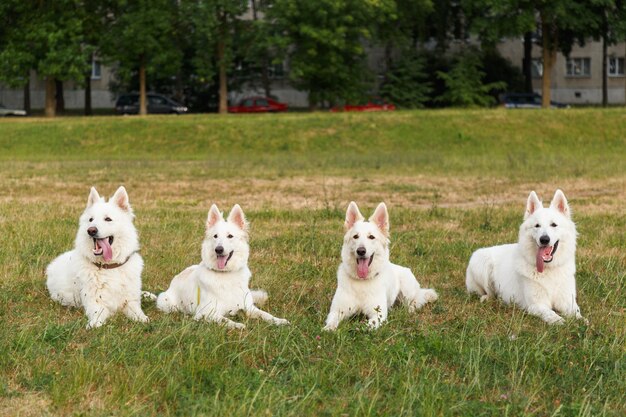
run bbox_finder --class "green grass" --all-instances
[0,109,624,416]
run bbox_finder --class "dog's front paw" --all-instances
[227,321,246,330]
[322,323,337,332]
[136,314,150,323]
[273,317,290,326]
[86,320,104,330]
[367,319,382,330]
[547,315,565,325]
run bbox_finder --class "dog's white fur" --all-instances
[156,204,288,329]
[466,190,586,325]
[46,186,149,329]
[324,202,438,330]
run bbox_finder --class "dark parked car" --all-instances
[228,96,288,113]
[501,93,569,109]
[115,93,188,115]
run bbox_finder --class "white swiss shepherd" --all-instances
[156,204,289,329]
[466,189,587,325]
[46,186,149,329]
[324,202,438,331]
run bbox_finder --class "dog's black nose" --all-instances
[356,247,366,257]
[87,227,98,237]
[540,235,550,245]
[215,246,224,255]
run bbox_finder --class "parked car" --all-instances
[331,97,396,112]
[115,93,188,115]
[0,104,27,117]
[228,96,288,113]
[501,93,570,109]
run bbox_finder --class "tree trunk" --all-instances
[541,13,554,109]
[45,77,56,118]
[217,35,228,114]
[23,75,30,113]
[522,32,533,93]
[602,27,608,107]
[55,79,65,114]
[261,57,271,98]
[139,55,147,115]
[174,71,184,103]
[308,91,317,111]
[85,73,93,116]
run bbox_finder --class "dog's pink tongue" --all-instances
[536,246,552,273]
[217,256,227,270]
[98,238,112,262]
[357,258,369,279]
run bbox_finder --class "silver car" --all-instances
[0,104,27,116]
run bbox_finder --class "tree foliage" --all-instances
[380,52,431,108]
[0,1,90,85]
[436,50,506,107]
[270,0,395,109]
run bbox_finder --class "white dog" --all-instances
[324,202,438,330]
[466,190,586,325]
[46,186,149,329]
[156,204,289,329]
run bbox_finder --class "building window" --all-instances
[531,59,543,78]
[608,57,624,76]
[91,58,102,80]
[566,57,591,77]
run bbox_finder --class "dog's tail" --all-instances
[251,289,268,306]
[141,291,158,301]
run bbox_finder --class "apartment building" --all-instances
[498,38,626,104]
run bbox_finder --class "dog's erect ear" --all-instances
[227,204,248,231]
[369,202,389,236]
[525,191,542,219]
[112,186,131,211]
[87,187,101,208]
[550,189,570,218]
[345,201,364,230]
[206,204,223,229]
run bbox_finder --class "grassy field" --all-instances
[0,110,624,416]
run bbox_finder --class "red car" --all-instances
[228,96,288,113]
[331,97,396,112]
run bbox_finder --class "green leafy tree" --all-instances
[0,1,34,111]
[0,0,91,117]
[243,0,278,98]
[183,0,247,113]
[380,52,431,108]
[436,50,506,107]
[270,0,394,109]
[102,0,181,115]
[374,0,433,72]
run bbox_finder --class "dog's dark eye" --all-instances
[368,235,375,240]
[104,217,112,222]
[534,224,540,228]
[89,217,93,222]
[551,222,557,227]
[353,234,359,239]
[227,234,233,239]
[213,234,218,238]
